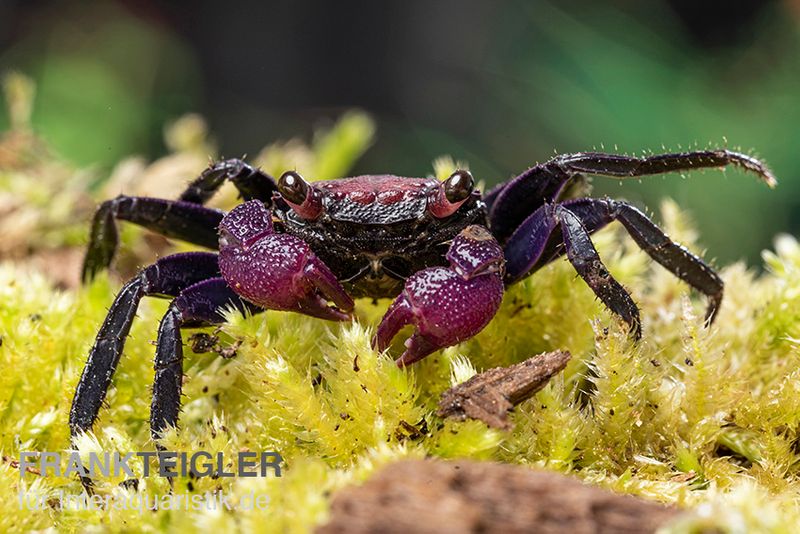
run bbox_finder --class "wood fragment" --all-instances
[437,350,571,429]
[318,459,680,534]
[2,455,40,475]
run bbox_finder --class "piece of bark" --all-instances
[437,350,571,429]
[318,459,680,534]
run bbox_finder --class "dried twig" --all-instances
[2,455,41,475]
[437,350,571,429]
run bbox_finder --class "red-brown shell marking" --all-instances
[315,175,437,224]
[317,175,432,202]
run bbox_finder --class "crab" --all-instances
[70,150,776,457]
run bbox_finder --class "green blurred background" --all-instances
[1,0,798,266]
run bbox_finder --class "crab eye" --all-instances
[429,169,475,218]
[444,170,474,203]
[278,171,309,205]
[278,170,323,220]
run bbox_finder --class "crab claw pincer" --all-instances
[218,200,354,320]
[372,225,505,366]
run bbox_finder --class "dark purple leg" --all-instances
[178,158,278,205]
[504,197,725,337]
[564,198,723,323]
[372,226,505,366]
[489,150,776,244]
[151,278,257,440]
[70,252,221,442]
[557,206,642,338]
[82,159,277,283]
[219,200,354,321]
[481,180,511,213]
[485,166,570,241]
[82,197,224,282]
[503,203,641,337]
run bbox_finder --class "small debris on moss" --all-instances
[437,351,571,429]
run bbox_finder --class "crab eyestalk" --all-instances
[278,170,324,220]
[429,170,474,218]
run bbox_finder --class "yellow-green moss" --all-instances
[3,77,800,531]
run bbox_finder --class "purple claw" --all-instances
[219,200,354,320]
[372,225,505,366]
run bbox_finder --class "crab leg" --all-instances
[503,197,724,337]
[70,253,225,437]
[489,150,777,244]
[372,225,505,366]
[178,158,278,205]
[82,159,277,283]
[556,206,642,338]
[82,197,224,282]
[147,278,259,488]
[151,278,256,440]
[563,198,723,322]
[502,203,642,337]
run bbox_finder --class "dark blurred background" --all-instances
[1,0,798,265]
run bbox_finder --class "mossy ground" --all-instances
[2,74,800,533]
